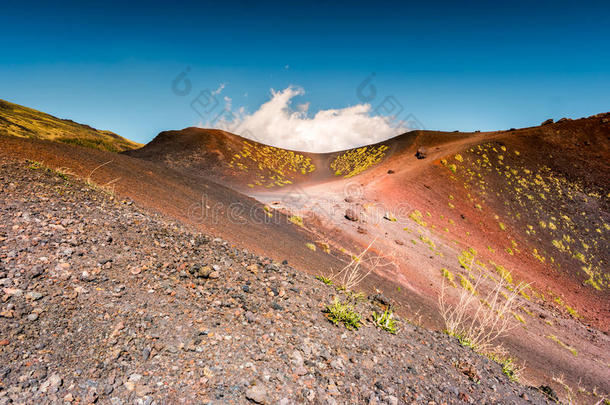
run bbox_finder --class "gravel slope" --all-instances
[0,158,552,404]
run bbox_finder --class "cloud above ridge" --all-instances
[206,86,408,153]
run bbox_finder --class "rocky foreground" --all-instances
[0,158,552,404]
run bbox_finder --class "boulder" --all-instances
[345,208,359,222]
[415,147,427,159]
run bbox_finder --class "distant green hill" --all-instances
[0,99,142,152]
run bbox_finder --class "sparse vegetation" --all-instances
[229,140,315,187]
[84,160,120,196]
[439,272,528,355]
[458,274,476,294]
[486,351,523,382]
[0,99,141,152]
[316,275,333,285]
[331,239,383,291]
[512,313,526,324]
[409,210,427,227]
[548,335,578,356]
[330,145,389,178]
[372,309,398,334]
[324,298,362,330]
[26,160,71,182]
[289,215,304,227]
[441,268,456,287]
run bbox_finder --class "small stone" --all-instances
[129,373,142,383]
[27,313,39,321]
[0,339,9,346]
[294,366,307,376]
[388,395,398,405]
[291,351,304,367]
[415,147,427,159]
[345,208,359,222]
[29,266,44,278]
[330,358,344,370]
[136,384,152,396]
[245,312,256,323]
[245,384,268,404]
[40,374,62,393]
[25,291,43,300]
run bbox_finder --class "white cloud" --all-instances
[211,83,226,95]
[223,95,232,110]
[210,86,407,153]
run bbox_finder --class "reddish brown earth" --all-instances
[125,114,610,402]
[1,108,608,402]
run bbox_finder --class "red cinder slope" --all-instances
[125,115,610,400]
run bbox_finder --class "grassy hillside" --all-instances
[0,99,142,152]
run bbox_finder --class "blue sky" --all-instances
[1,0,609,145]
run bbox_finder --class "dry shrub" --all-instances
[332,238,393,291]
[85,160,121,195]
[438,270,528,354]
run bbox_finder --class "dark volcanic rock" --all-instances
[345,208,359,221]
[415,147,427,159]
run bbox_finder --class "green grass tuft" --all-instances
[316,275,332,285]
[324,298,362,330]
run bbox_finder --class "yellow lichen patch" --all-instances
[305,242,316,251]
[458,249,477,271]
[441,139,609,291]
[419,235,436,251]
[458,274,476,294]
[548,335,578,356]
[409,210,427,227]
[441,268,456,286]
[316,241,331,254]
[229,141,315,188]
[330,145,388,178]
[289,215,304,227]
[513,313,526,324]
[491,261,513,284]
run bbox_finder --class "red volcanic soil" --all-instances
[0,135,347,276]
[0,135,420,317]
[124,115,610,400]
[2,112,609,401]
